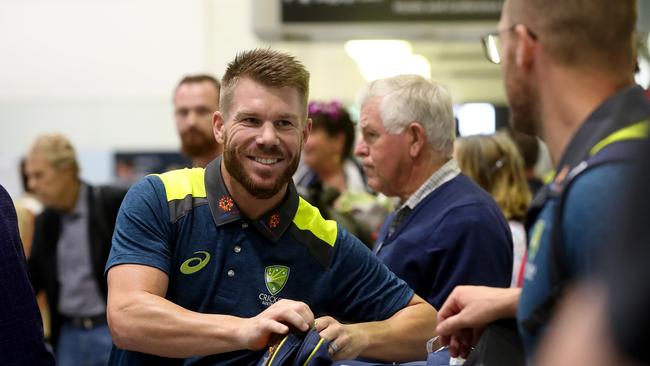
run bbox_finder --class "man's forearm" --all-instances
[108,291,245,358]
[349,301,437,362]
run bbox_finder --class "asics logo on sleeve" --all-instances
[180,251,211,274]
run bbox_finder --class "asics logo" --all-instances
[180,251,211,275]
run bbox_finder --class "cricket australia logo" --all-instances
[264,265,289,296]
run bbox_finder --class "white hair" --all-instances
[358,74,455,156]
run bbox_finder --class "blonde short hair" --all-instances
[29,133,79,175]
[220,49,310,120]
[456,131,531,221]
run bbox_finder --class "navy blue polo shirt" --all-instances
[106,157,413,366]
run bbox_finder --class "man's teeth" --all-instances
[254,157,278,165]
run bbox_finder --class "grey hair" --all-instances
[29,133,79,174]
[358,75,455,156]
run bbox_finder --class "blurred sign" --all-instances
[254,0,503,41]
[114,152,190,187]
[281,0,504,23]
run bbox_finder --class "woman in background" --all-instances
[455,131,532,287]
[295,100,390,247]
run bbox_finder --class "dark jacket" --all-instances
[0,184,55,365]
[29,183,126,348]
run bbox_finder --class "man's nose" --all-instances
[186,111,198,127]
[27,178,40,194]
[354,140,368,157]
[257,122,280,146]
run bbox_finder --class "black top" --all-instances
[0,184,55,365]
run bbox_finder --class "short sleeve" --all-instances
[105,176,173,276]
[327,228,414,322]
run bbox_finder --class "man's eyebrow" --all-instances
[277,112,299,120]
[232,111,299,121]
[232,111,258,120]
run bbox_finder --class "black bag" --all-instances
[464,319,525,366]
[257,328,332,366]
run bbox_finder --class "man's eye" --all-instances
[275,120,293,127]
[197,107,212,116]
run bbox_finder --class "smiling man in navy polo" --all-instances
[105,49,437,366]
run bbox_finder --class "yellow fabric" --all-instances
[293,197,337,247]
[590,120,649,156]
[153,168,206,202]
[303,338,325,366]
[268,335,289,366]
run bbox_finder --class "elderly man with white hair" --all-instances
[355,75,514,310]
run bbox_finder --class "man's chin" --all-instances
[243,181,284,199]
[366,180,381,194]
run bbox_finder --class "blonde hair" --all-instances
[220,48,310,120]
[456,132,531,221]
[29,133,79,175]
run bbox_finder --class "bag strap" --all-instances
[521,122,648,335]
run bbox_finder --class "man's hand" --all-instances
[315,316,367,361]
[239,299,315,351]
[436,286,520,358]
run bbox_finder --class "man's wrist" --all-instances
[497,288,521,318]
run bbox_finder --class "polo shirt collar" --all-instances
[204,156,300,242]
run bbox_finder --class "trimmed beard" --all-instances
[504,46,541,137]
[180,128,219,158]
[223,133,301,199]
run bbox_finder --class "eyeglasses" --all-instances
[480,25,538,64]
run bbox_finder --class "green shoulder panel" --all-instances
[290,197,338,269]
[152,168,208,223]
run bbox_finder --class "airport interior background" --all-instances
[1,0,649,198]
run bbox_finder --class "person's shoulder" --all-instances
[420,174,502,218]
[428,173,495,206]
[0,185,15,221]
[291,196,341,268]
[565,163,631,203]
[150,167,207,201]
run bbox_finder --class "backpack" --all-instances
[521,120,648,336]
[256,328,332,366]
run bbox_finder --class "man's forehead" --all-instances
[25,153,47,170]
[175,82,218,103]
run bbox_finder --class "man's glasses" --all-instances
[480,25,538,64]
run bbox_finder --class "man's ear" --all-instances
[514,24,537,71]
[213,111,225,144]
[407,122,427,158]
[302,118,312,145]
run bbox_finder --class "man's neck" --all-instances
[397,151,448,202]
[193,147,223,168]
[219,162,286,219]
[61,179,81,213]
[538,67,633,165]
